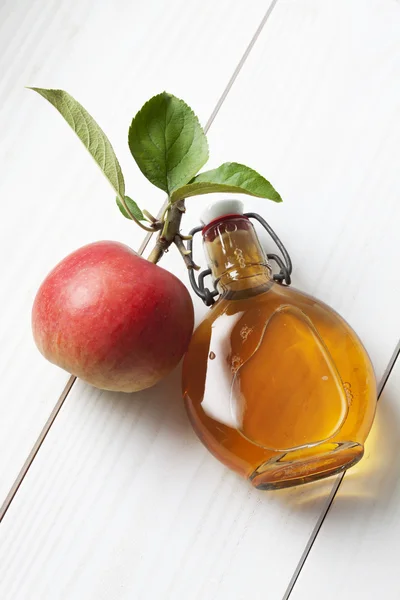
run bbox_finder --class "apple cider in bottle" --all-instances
[182,201,377,489]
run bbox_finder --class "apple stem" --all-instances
[147,199,197,269]
[147,239,165,264]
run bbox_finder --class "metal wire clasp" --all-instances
[186,212,293,307]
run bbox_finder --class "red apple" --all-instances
[32,241,194,392]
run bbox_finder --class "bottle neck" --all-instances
[203,215,272,298]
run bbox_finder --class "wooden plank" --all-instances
[289,351,400,600]
[173,0,400,383]
[0,0,269,503]
[0,377,338,600]
[1,0,400,599]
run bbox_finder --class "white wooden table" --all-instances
[1,1,400,598]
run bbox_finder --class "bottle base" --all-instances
[250,441,363,490]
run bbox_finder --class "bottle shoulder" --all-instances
[206,282,333,323]
[194,282,375,376]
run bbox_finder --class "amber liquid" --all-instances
[182,217,377,489]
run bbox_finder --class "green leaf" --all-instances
[116,195,145,221]
[170,162,282,203]
[29,87,125,199]
[128,92,208,195]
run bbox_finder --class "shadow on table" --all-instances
[96,365,400,516]
[274,387,400,513]
[100,362,195,444]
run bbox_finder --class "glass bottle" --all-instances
[182,201,377,490]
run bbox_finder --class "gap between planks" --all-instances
[0,0,281,523]
[283,338,400,600]
[0,375,76,521]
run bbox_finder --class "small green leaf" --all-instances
[170,162,282,203]
[116,195,145,221]
[29,87,125,199]
[128,92,208,195]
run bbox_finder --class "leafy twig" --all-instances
[31,88,283,272]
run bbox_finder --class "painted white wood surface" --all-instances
[1,1,399,599]
[290,355,400,600]
[0,376,339,600]
[0,0,270,503]
[173,0,400,384]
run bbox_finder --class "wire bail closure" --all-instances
[186,212,293,307]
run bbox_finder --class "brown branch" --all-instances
[147,237,168,263]
[147,199,186,264]
[174,235,200,270]
[146,199,200,271]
